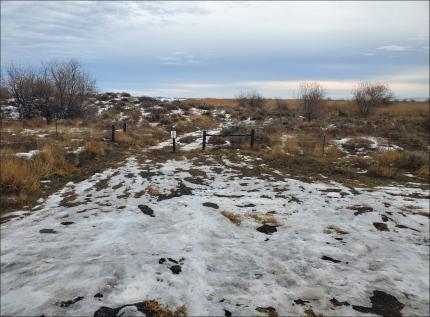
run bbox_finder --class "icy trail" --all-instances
[1,154,429,316]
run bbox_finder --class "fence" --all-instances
[202,129,255,150]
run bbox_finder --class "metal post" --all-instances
[250,129,255,149]
[173,138,176,152]
[123,122,127,133]
[202,130,207,150]
[111,125,115,142]
[322,133,326,155]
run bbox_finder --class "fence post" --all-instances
[202,130,207,150]
[173,137,176,152]
[250,129,255,149]
[111,125,115,142]
[55,119,58,136]
[123,122,127,133]
[322,133,326,155]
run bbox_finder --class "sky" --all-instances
[1,1,429,99]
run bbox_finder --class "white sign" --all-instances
[171,130,176,138]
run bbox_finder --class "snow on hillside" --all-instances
[1,148,429,316]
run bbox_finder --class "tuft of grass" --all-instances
[0,145,76,201]
[84,140,107,156]
[147,185,161,196]
[141,300,187,317]
[248,212,278,224]
[221,211,241,225]
[324,224,349,235]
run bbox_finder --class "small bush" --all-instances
[84,140,107,156]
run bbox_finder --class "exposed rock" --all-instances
[256,224,277,235]
[373,222,389,231]
[170,265,182,274]
[60,296,84,307]
[321,256,341,263]
[203,202,219,209]
[138,205,155,217]
[352,290,404,316]
[39,229,57,234]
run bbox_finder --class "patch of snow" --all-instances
[15,150,40,159]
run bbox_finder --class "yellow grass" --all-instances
[147,185,161,196]
[221,211,241,225]
[324,224,349,235]
[84,140,107,156]
[248,212,278,224]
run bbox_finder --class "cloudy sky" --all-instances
[1,1,429,98]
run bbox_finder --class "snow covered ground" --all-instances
[1,149,429,316]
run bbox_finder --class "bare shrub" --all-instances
[298,81,325,121]
[236,91,265,109]
[352,82,394,116]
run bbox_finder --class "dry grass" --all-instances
[324,224,349,235]
[221,211,241,225]
[0,145,76,201]
[248,212,278,224]
[84,140,108,156]
[142,299,187,317]
[147,185,161,196]
[192,115,217,130]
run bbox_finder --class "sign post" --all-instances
[171,128,176,152]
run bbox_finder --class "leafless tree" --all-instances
[352,82,394,116]
[298,81,325,121]
[7,64,39,119]
[48,60,97,118]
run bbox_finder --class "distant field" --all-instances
[185,98,429,114]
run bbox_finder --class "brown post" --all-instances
[250,129,255,149]
[111,125,115,142]
[123,122,127,133]
[202,130,207,150]
[322,133,326,155]
[55,119,58,136]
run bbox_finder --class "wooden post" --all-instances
[123,122,127,133]
[250,129,255,149]
[111,125,115,142]
[55,119,58,136]
[322,133,326,155]
[202,130,207,150]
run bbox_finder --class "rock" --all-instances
[256,306,278,317]
[168,258,178,264]
[352,290,404,316]
[373,222,389,231]
[39,229,57,234]
[94,293,103,298]
[294,299,310,306]
[203,202,219,209]
[321,256,341,263]
[349,205,373,216]
[138,205,155,217]
[256,224,277,235]
[61,221,74,226]
[224,309,232,317]
[170,265,181,274]
[159,258,166,264]
[330,298,350,307]
[60,296,84,307]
